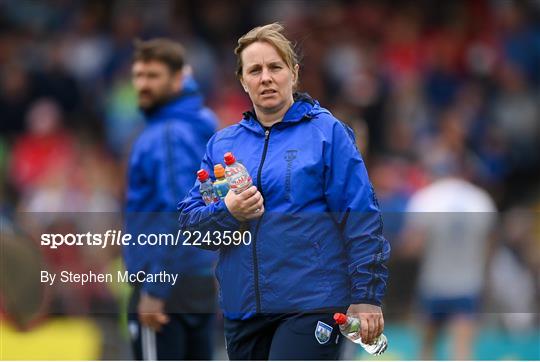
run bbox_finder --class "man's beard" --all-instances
[138,91,174,114]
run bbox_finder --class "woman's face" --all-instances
[240,41,297,116]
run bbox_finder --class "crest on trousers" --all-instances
[315,321,333,344]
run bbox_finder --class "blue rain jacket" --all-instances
[124,78,218,299]
[178,94,390,319]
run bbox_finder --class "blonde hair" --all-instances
[235,23,299,85]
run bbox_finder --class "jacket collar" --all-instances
[239,93,318,134]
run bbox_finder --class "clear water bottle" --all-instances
[224,152,252,194]
[197,169,218,205]
[333,313,388,355]
[213,164,230,199]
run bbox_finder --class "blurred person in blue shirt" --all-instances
[124,38,218,360]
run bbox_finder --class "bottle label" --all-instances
[201,190,215,205]
[226,166,252,193]
[213,181,230,199]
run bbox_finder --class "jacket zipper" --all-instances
[252,127,271,313]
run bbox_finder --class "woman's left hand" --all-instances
[345,303,384,345]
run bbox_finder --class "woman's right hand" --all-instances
[224,186,265,221]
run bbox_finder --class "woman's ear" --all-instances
[240,78,248,93]
[293,64,300,85]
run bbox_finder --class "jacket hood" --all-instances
[239,93,328,134]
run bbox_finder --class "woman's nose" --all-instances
[261,68,272,83]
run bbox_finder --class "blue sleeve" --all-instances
[177,134,240,251]
[323,120,390,306]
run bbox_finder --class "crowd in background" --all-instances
[0,0,539,359]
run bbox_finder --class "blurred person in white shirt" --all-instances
[401,148,497,359]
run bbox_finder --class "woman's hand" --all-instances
[346,303,384,345]
[224,186,265,221]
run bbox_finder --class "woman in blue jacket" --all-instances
[178,23,390,360]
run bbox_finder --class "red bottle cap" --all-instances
[197,169,209,182]
[224,152,236,165]
[334,313,347,325]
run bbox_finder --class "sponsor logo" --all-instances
[284,150,297,201]
[285,150,298,162]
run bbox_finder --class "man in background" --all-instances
[401,147,496,360]
[124,38,218,360]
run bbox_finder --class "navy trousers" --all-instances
[224,312,344,360]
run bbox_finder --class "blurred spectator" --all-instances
[9,98,76,194]
[494,1,540,86]
[488,208,537,332]
[402,157,497,359]
[371,156,419,316]
[492,62,540,170]
[60,11,112,86]
[0,226,48,330]
[8,98,121,316]
[103,75,144,157]
[384,74,431,156]
[33,39,81,116]
[0,63,35,134]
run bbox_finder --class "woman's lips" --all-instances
[261,89,277,95]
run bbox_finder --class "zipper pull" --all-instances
[265,129,270,140]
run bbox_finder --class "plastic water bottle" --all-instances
[197,169,218,205]
[224,152,252,194]
[333,313,388,355]
[213,164,230,199]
